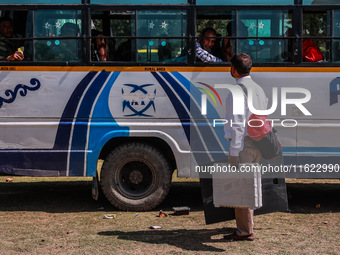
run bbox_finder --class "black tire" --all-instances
[100,143,172,211]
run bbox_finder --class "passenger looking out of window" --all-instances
[0,17,24,61]
[92,29,109,61]
[196,27,222,62]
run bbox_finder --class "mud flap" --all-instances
[200,153,288,224]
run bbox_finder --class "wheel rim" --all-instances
[115,160,155,199]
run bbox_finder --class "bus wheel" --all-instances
[100,143,172,211]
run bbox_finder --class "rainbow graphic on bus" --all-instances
[197,82,223,115]
[197,82,223,107]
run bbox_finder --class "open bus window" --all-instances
[196,10,292,63]
[91,10,135,62]
[0,10,28,61]
[303,10,327,62]
[33,10,82,62]
[91,9,187,63]
[110,10,135,62]
[196,10,233,62]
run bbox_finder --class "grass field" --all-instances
[0,176,339,255]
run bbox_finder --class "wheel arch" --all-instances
[98,137,177,174]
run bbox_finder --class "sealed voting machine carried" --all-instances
[212,163,262,210]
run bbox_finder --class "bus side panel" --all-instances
[0,71,98,176]
[295,74,340,172]
[254,71,340,173]
[86,71,191,177]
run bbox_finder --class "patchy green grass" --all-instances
[0,176,339,255]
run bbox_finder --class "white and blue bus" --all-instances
[0,0,339,211]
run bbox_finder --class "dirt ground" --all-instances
[0,177,339,255]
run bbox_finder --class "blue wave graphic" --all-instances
[0,78,41,108]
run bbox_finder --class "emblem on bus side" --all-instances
[122,84,156,117]
[0,78,41,108]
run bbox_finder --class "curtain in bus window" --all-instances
[33,10,82,62]
[136,10,187,63]
[237,10,292,63]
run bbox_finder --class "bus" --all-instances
[0,0,339,211]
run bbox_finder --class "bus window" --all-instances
[302,10,327,62]
[110,10,135,62]
[136,10,187,63]
[92,10,135,62]
[91,10,136,62]
[91,9,187,63]
[0,10,27,61]
[196,9,292,63]
[196,10,233,62]
[33,10,82,62]
[238,10,293,63]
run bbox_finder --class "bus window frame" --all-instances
[194,5,295,66]
[1,3,340,67]
[290,5,340,65]
[88,5,191,65]
[0,4,86,66]
[300,6,340,64]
